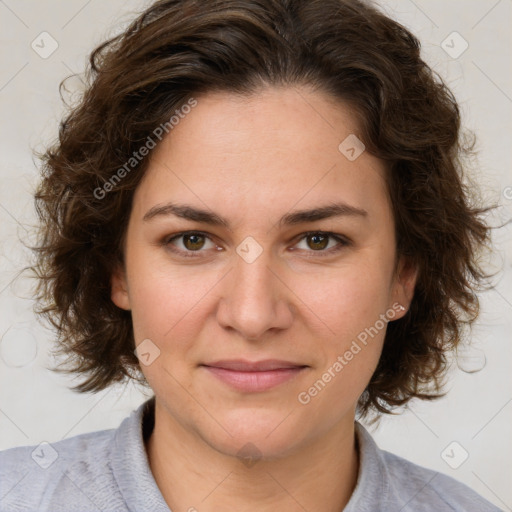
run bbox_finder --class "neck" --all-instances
[145,400,360,512]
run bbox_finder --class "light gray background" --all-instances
[0,0,511,509]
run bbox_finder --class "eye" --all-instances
[162,230,350,259]
[291,231,350,258]
[164,231,219,257]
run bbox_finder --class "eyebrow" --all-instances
[142,201,368,227]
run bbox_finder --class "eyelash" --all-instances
[162,230,351,259]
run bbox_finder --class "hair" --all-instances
[32,0,492,420]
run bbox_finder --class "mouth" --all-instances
[200,359,309,392]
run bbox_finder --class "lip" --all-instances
[203,359,306,371]
[201,359,308,392]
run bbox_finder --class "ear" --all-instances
[390,256,418,320]
[111,264,131,311]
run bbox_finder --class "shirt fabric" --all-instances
[0,397,502,512]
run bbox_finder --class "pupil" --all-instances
[309,234,328,250]
[185,234,204,250]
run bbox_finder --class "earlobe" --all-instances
[111,265,131,311]
[392,257,418,319]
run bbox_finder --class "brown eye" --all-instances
[164,231,217,257]
[181,233,206,251]
[305,233,329,251]
[293,231,351,258]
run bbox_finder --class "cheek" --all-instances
[292,258,394,339]
[289,254,393,403]
[308,277,388,378]
[127,258,222,357]
[295,272,390,420]
[127,272,171,342]
[127,268,204,390]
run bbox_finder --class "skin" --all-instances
[111,85,417,511]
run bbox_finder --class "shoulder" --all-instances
[349,422,503,512]
[0,428,118,512]
[0,399,161,512]
[381,448,501,511]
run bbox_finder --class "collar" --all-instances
[111,397,169,512]
[111,397,387,511]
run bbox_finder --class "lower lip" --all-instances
[202,366,307,392]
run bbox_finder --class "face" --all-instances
[111,86,416,459]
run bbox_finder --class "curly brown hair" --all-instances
[32,0,492,418]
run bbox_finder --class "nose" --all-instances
[215,250,295,341]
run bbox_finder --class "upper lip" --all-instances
[202,359,307,371]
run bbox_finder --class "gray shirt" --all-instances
[0,398,502,511]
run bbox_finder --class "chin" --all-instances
[201,408,311,461]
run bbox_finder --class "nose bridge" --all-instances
[216,240,293,340]
[233,234,276,297]
[235,249,275,303]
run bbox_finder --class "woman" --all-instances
[0,0,501,510]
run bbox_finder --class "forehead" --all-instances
[133,86,391,228]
